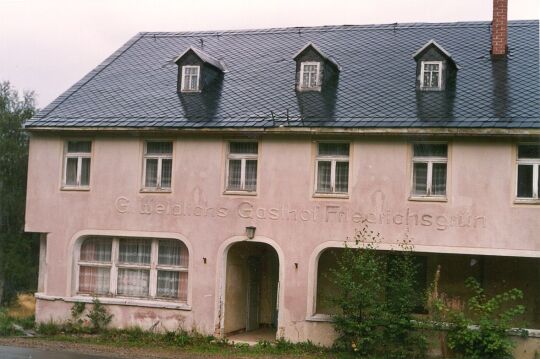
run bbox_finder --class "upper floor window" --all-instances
[420,61,442,89]
[143,141,172,191]
[412,143,447,198]
[181,65,200,92]
[226,142,258,192]
[300,62,320,89]
[78,236,188,302]
[516,144,540,200]
[315,143,349,194]
[63,141,92,189]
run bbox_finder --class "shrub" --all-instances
[441,277,525,359]
[329,226,427,358]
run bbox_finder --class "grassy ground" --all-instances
[35,329,333,357]
[0,295,343,358]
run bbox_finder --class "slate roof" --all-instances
[26,20,540,129]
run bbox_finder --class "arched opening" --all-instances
[223,241,279,342]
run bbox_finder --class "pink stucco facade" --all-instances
[25,132,539,346]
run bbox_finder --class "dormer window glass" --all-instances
[420,61,442,89]
[300,62,320,89]
[181,66,200,92]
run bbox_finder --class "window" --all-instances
[300,62,320,89]
[516,144,540,200]
[411,143,448,197]
[315,143,349,194]
[78,236,188,301]
[63,141,92,188]
[420,61,442,89]
[181,65,200,92]
[143,141,173,191]
[226,142,258,192]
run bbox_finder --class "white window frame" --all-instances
[181,65,200,92]
[225,141,258,193]
[299,61,321,89]
[142,141,173,191]
[77,237,188,302]
[410,142,448,199]
[314,142,350,195]
[62,140,92,189]
[420,61,442,89]
[516,144,540,201]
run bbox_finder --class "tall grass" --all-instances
[0,307,35,336]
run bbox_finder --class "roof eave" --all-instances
[23,125,540,137]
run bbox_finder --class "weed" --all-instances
[87,298,112,332]
[36,320,64,336]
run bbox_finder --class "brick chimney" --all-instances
[492,0,508,57]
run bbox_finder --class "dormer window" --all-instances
[413,40,458,92]
[181,65,200,92]
[174,47,225,94]
[293,43,340,92]
[420,61,442,89]
[300,62,321,89]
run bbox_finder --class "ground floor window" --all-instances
[78,236,188,302]
[316,249,539,329]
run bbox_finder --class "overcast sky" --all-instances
[0,0,538,107]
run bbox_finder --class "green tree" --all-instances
[0,81,39,305]
[329,226,427,358]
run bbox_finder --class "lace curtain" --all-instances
[335,162,349,193]
[79,237,112,294]
[157,271,188,301]
[117,268,149,297]
[79,266,110,294]
[227,160,241,189]
[80,237,112,262]
[118,238,151,264]
[317,161,331,192]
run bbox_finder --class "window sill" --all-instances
[306,313,333,322]
[302,314,540,337]
[297,86,321,92]
[61,186,90,191]
[419,86,443,91]
[514,198,540,205]
[312,193,349,200]
[35,293,191,311]
[408,196,447,203]
[223,190,257,196]
[140,188,172,194]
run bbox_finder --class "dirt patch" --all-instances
[0,337,309,358]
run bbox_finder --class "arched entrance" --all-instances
[220,240,280,342]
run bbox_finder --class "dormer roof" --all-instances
[293,42,341,71]
[412,40,460,69]
[174,46,226,72]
